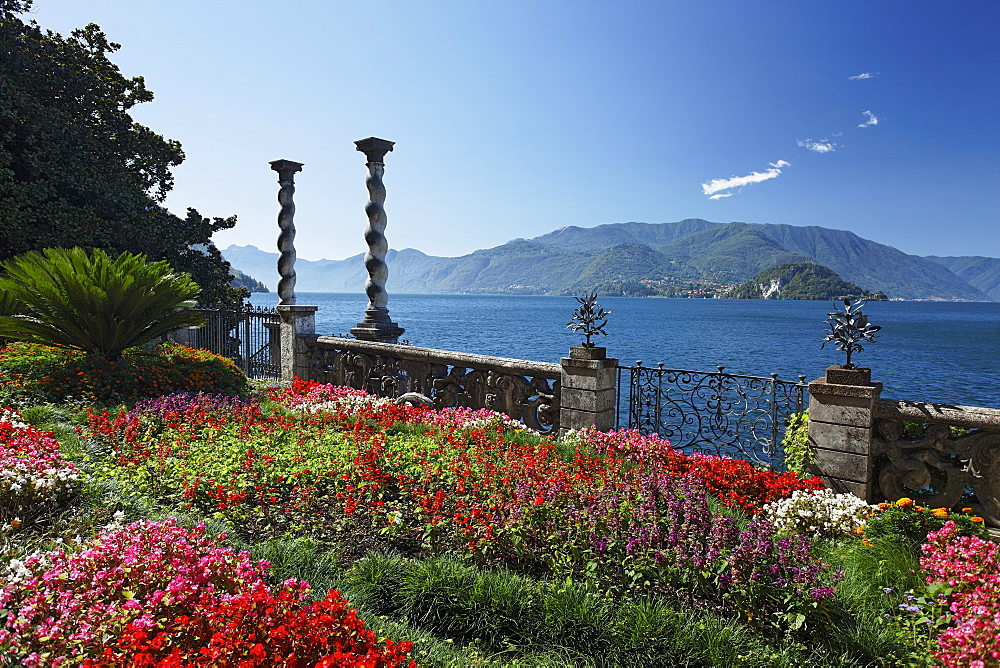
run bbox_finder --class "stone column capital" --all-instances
[269,159,304,182]
[354,137,394,164]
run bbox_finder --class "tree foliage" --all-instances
[0,247,204,360]
[0,0,241,306]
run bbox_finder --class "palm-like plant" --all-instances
[0,247,204,360]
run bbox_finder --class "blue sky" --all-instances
[29,0,1000,261]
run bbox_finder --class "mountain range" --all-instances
[222,219,1000,301]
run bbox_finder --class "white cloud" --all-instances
[701,160,790,199]
[797,138,837,153]
[849,72,878,80]
[858,110,879,127]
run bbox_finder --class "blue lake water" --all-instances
[249,292,1000,408]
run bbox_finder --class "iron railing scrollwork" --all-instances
[306,337,561,433]
[873,399,1000,528]
[173,305,281,380]
[616,362,808,470]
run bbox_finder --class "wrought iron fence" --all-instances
[173,305,281,380]
[616,362,808,470]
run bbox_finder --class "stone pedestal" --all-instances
[807,365,882,501]
[278,304,317,381]
[560,348,618,435]
[350,307,404,343]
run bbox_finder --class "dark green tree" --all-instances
[0,0,242,306]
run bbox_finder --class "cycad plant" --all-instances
[0,247,204,360]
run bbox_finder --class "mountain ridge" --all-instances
[222,220,994,301]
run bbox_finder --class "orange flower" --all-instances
[877,502,891,511]
[971,517,984,523]
[914,506,925,512]
[896,498,914,509]
[854,525,865,535]
[932,508,949,518]
[962,507,974,513]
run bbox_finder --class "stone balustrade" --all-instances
[873,398,1000,528]
[305,336,561,433]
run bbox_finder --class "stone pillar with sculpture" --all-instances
[269,159,317,381]
[350,137,405,343]
[807,367,882,500]
[560,294,618,434]
[806,299,883,501]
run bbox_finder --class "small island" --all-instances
[724,262,888,300]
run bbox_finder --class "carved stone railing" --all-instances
[873,399,1000,528]
[305,336,561,433]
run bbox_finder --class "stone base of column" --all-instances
[278,304,318,381]
[350,307,404,343]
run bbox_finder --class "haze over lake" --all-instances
[250,293,1000,409]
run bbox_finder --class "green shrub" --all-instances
[782,410,812,475]
[863,499,989,548]
[0,341,246,404]
[0,247,204,360]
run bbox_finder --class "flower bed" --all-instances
[0,341,247,404]
[921,521,1000,667]
[0,517,415,666]
[84,382,837,628]
[0,407,80,533]
[5,379,1000,664]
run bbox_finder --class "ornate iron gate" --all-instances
[187,305,281,380]
[616,363,808,470]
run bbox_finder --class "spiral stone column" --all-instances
[269,159,304,306]
[269,159,317,381]
[350,137,404,343]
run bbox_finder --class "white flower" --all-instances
[763,488,875,540]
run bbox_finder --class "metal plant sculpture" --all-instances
[821,298,881,369]
[568,293,610,347]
